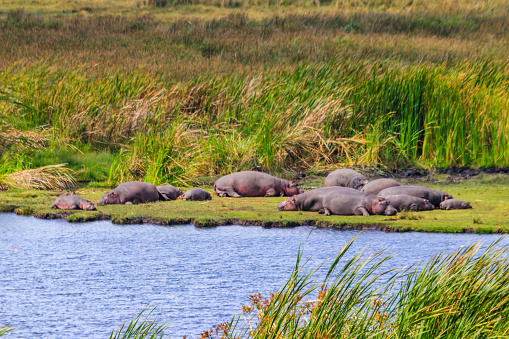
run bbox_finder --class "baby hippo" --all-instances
[51,195,96,211]
[384,195,435,212]
[322,190,397,216]
[183,188,212,201]
[157,185,184,201]
[440,199,472,210]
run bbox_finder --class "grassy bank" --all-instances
[1,176,508,233]
[1,0,509,185]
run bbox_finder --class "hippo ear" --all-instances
[376,198,384,203]
[291,197,297,203]
[289,181,295,186]
[111,192,117,197]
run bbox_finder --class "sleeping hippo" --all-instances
[51,195,96,210]
[322,190,397,216]
[183,188,212,201]
[361,178,402,196]
[97,181,160,205]
[378,185,452,208]
[324,169,368,190]
[440,199,472,210]
[278,187,354,212]
[214,171,303,198]
[157,185,184,201]
[384,194,435,212]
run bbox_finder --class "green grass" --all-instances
[1,178,508,233]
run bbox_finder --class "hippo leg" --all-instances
[69,204,78,209]
[50,203,57,209]
[215,189,229,197]
[132,198,141,205]
[265,188,277,197]
[318,208,325,214]
[224,188,241,198]
[355,207,370,216]
[324,208,332,216]
[125,201,133,205]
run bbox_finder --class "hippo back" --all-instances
[324,169,368,190]
[361,178,402,195]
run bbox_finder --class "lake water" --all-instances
[0,213,507,338]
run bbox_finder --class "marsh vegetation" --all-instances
[0,0,508,186]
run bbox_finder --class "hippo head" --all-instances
[278,197,299,211]
[384,204,398,216]
[371,198,395,216]
[81,200,97,211]
[285,181,303,196]
[97,190,121,206]
[352,178,369,190]
[418,199,435,211]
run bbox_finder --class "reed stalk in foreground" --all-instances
[109,307,167,339]
[0,326,13,337]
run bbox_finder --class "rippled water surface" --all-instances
[0,213,507,338]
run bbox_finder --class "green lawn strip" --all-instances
[0,182,508,233]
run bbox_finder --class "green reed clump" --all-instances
[223,237,509,338]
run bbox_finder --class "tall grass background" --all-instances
[0,2,508,185]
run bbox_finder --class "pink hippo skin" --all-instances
[97,181,160,205]
[278,187,354,212]
[51,195,96,210]
[214,171,303,198]
[322,190,397,216]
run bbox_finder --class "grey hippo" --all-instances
[157,185,184,201]
[214,171,303,198]
[361,178,402,196]
[322,190,397,216]
[384,194,435,212]
[440,199,472,210]
[51,195,96,210]
[278,187,354,212]
[324,169,368,190]
[378,185,452,208]
[97,181,160,205]
[183,188,212,201]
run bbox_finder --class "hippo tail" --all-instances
[213,183,217,194]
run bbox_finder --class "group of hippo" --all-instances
[51,169,472,217]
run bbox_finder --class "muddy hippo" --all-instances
[384,194,435,212]
[157,185,184,201]
[440,199,472,210]
[324,169,368,190]
[97,181,160,205]
[278,187,354,211]
[322,190,397,216]
[51,195,96,210]
[361,178,402,196]
[183,188,212,201]
[214,171,303,198]
[378,185,452,208]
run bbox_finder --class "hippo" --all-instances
[97,181,160,205]
[378,185,452,208]
[361,178,402,196]
[440,199,472,210]
[278,187,354,212]
[157,185,184,201]
[214,171,303,198]
[183,188,212,201]
[51,195,96,210]
[384,194,435,212]
[324,169,368,190]
[322,190,397,216]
